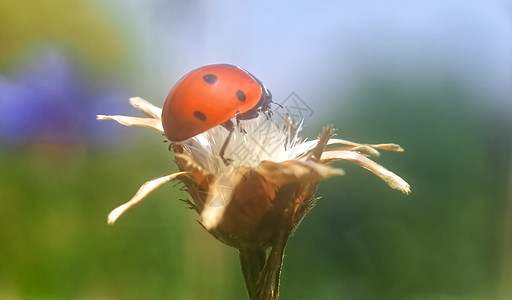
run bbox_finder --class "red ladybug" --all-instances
[162,64,272,164]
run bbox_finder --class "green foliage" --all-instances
[0,142,245,299]
[280,80,511,300]
[0,0,124,68]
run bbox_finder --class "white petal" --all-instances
[107,172,187,224]
[294,140,318,157]
[129,97,162,119]
[321,150,411,194]
[97,115,164,133]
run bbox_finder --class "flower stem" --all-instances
[239,227,291,300]
[239,247,266,299]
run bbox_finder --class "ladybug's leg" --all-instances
[220,120,235,165]
[235,118,247,134]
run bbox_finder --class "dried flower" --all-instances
[97,97,410,299]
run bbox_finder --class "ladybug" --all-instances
[161,64,272,164]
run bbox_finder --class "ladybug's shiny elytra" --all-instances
[161,64,272,164]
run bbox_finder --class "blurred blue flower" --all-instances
[0,49,131,147]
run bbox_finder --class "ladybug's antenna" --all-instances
[271,100,283,109]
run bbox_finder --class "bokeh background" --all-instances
[1,1,511,299]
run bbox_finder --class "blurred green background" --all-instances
[1,1,511,299]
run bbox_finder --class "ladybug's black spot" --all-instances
[236,90,246,102]
[203,74,217,84]
[193,110,207,121]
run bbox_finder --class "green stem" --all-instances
[239,226,291,300]
[239,247,266,299]
[254,229,289,300]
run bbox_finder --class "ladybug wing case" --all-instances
[162,64,263,142]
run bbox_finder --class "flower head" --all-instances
[98,97,410,298]
[99,98,408,229]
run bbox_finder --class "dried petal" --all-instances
[370,143,404,152]
[129,97,162,119]
[346,145,381,157]
[297,138,403,160]
[173,152,208,182]
[321,150,411,194]
[97,115,164,133]
[258,160,343,185]
[307,125,334,162]
[200,170,244,230]
[327,139,404,152]
[107,172,187,224]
